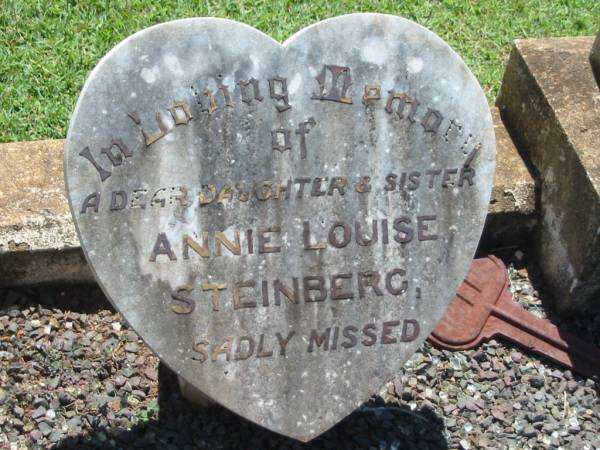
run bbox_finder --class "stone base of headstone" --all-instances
[177,376,216,407]
[497,36,600,313]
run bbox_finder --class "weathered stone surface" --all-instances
[65,15,495,440]
[0,139,77,252]
[497,36,600,313]
[65,14,495,440]
[590,31,600,86]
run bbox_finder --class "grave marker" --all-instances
[65,14,495,441]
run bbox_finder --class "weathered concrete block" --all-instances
[0,139,92,284]
[0,110,536,287]
[497,36,600,313]
[482,108,536,248]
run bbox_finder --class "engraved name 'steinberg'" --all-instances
[65,14,496,441]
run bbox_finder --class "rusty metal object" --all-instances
[430,256,600,379]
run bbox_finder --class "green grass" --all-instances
[0,0,598,143]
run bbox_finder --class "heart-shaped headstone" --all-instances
[65,14,495,441]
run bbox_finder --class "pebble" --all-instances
[12,406,24,419]
[144,367,158,381]
[29,430,43,441]
[125,342,139,353]
[38,422,53,437]
[0,267,598,449]
[529,376,545,388]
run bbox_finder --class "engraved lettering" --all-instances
[192,340,209,363]
[421,108,444,133]
[129,189,147,209]
[258,227,281,254]
[381,320,400,344]
[417,215,438,241]
[79,147,111,182]
[212,336,233,362]
[233,280,256,309]
[215,231,241,256]
[234,336,255,360]
[110,191,128,211]
[149,232,177,262]
[362,84,381,105]
[307,328,331,352]
[183,233,210,259]
[202,283,227,311]
[355,220,378,246]
[312,65,353,104]
[128,101,192,146]
[257,334,273,358]
[100,138,132,167]
[328,222,351,248]
[401,319,420,342]
[393,217,414,243]
[294,178,311,198]
[303,276,327,302]
[199,184,217,205]
[218,83,234,108]
[303,221,326,250]
[331,273,354,300]
[203,89,218,114]
[295,117,316,159]
[237,78,264,104]
[386,269,408,295]
[80,192,101,214]
[311,177,328,197]
[167,101,193,125]
[361,323,377,346]
[271,128,292,153]
[274,279,300,305]
[276,331,296,356]
[355,176,371,193]
[327,177,347,196]
[268,76,291,112]
[442,168,458,188]
[357,271,383,298]
[341,325,358,348]
[171,286,195,315]
[385,91,419,122]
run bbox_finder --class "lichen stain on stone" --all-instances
[7,240,31,251]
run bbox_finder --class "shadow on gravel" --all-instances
[474,251,600,390]
[2,284,113,314]
[2,285,448,449]
[51,361,448,450]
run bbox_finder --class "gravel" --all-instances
[0,253,599,449]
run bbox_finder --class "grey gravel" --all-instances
[0,253,599,449]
